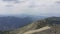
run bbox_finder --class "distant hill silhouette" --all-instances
[0,16,33,31]
[45,17,60,25]
[0,15,45,31]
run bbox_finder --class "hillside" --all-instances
[7,17,60,34]
[0,15,46,31]
[0,16,33,31]
[10,17,60,34]
[0,17,60,34]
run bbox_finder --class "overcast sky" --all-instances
[0,0,60,16]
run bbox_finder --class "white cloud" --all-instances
[0,0,60,16]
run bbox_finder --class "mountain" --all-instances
[0,15,46,34]
[45,17,60,25]
[14,14,47,21]
[0,15,46,31]
[7,17,60,34]
[0,16,33,31]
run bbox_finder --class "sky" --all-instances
[0,0,60,16]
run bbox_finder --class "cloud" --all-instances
[0,0,60,16]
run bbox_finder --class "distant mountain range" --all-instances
[0,16,32,31]
[0,15,46,31]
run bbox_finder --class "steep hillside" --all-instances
[9,17,60,34]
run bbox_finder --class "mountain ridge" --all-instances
[10,17,60,34]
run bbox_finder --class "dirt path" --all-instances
[23,26,51,34]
